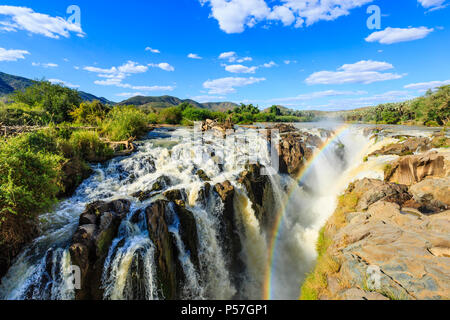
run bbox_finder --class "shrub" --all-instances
[101,106,148,141]
[0,132,63,219]
[70,100,110,125]
[69,130,113,162]
[158,107,182,125]
[0,103,50,126]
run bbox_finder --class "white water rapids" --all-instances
[0,123,403,300]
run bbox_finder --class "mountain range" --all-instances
[0,71,238,112]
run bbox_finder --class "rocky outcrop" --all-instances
[370,137,431,157]
[385,151,446,186]
[145,200,199,300]
[276,132,313,177]
[201,119,234,137]
[213,181,244,283]
[69,199,131,300]
[303,176,450,300]
[333,201,450,300]
[238,164,277,231]
[410,177,450,209]
[350,178,412,211]
[131,175,172,201]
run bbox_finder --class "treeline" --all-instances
[340,85,450,126]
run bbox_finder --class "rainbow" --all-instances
[262,124,351,300]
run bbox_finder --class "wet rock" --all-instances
[213,181,244,284]
[268,123,297,133]
[69,199,131,300]
[238,163,277,230]
[363,127,383,137]
[145,200,199,300]
[163,189,186,202]
[132,175,172,201]
[196,169,211,182]
[370,137,431,157]
[58,158,93,198]
[385,151,446,186]
[277,133,313,177]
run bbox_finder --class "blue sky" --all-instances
[0,0,449,110]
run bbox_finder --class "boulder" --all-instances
[132,175,172,201]
[385,151,446,186]
[370,137,431,157]
[409,177,450,208]
[69,199,131,300]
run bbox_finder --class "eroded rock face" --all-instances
[238,164,276,231]
[213,181,244,284]
[316,175,450,300]
[276,133,313,177]
[145,200,199,300]
[385,151,446,186]
[351,178,412,211]
[334,201,450,300]
[410,177,450,209]
[370,137,431,157]
[69,199,131,300]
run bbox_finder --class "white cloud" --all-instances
[225,64,258,74]
[0,5,85,38]
[145,47,160,53]
[0,47,29,61]
[118,61,148,73]
[262,61,277,68]
[417,0,448,10]
[200,0,373,33]
[306,60,405,85]
[284,60,297,65]
[404,80,450,91]
[203,76,265,94]
[32,62,58,68]
[148,62,175,72]
[82,61,174,92]
[366,27,434,44]
[188,53,203,59]
[49,79,80,88]
[237,57,252,63]
[219,51,237,62]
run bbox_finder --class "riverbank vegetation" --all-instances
[340,85,450,127]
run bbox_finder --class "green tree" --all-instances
[11,81,82,123]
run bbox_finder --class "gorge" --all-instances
[0,123,448,300]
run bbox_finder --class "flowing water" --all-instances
[0,123,435,300]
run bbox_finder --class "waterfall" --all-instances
[0,124,380,300]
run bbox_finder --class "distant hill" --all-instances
[0,71,114,105]
[118,95,238,112]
